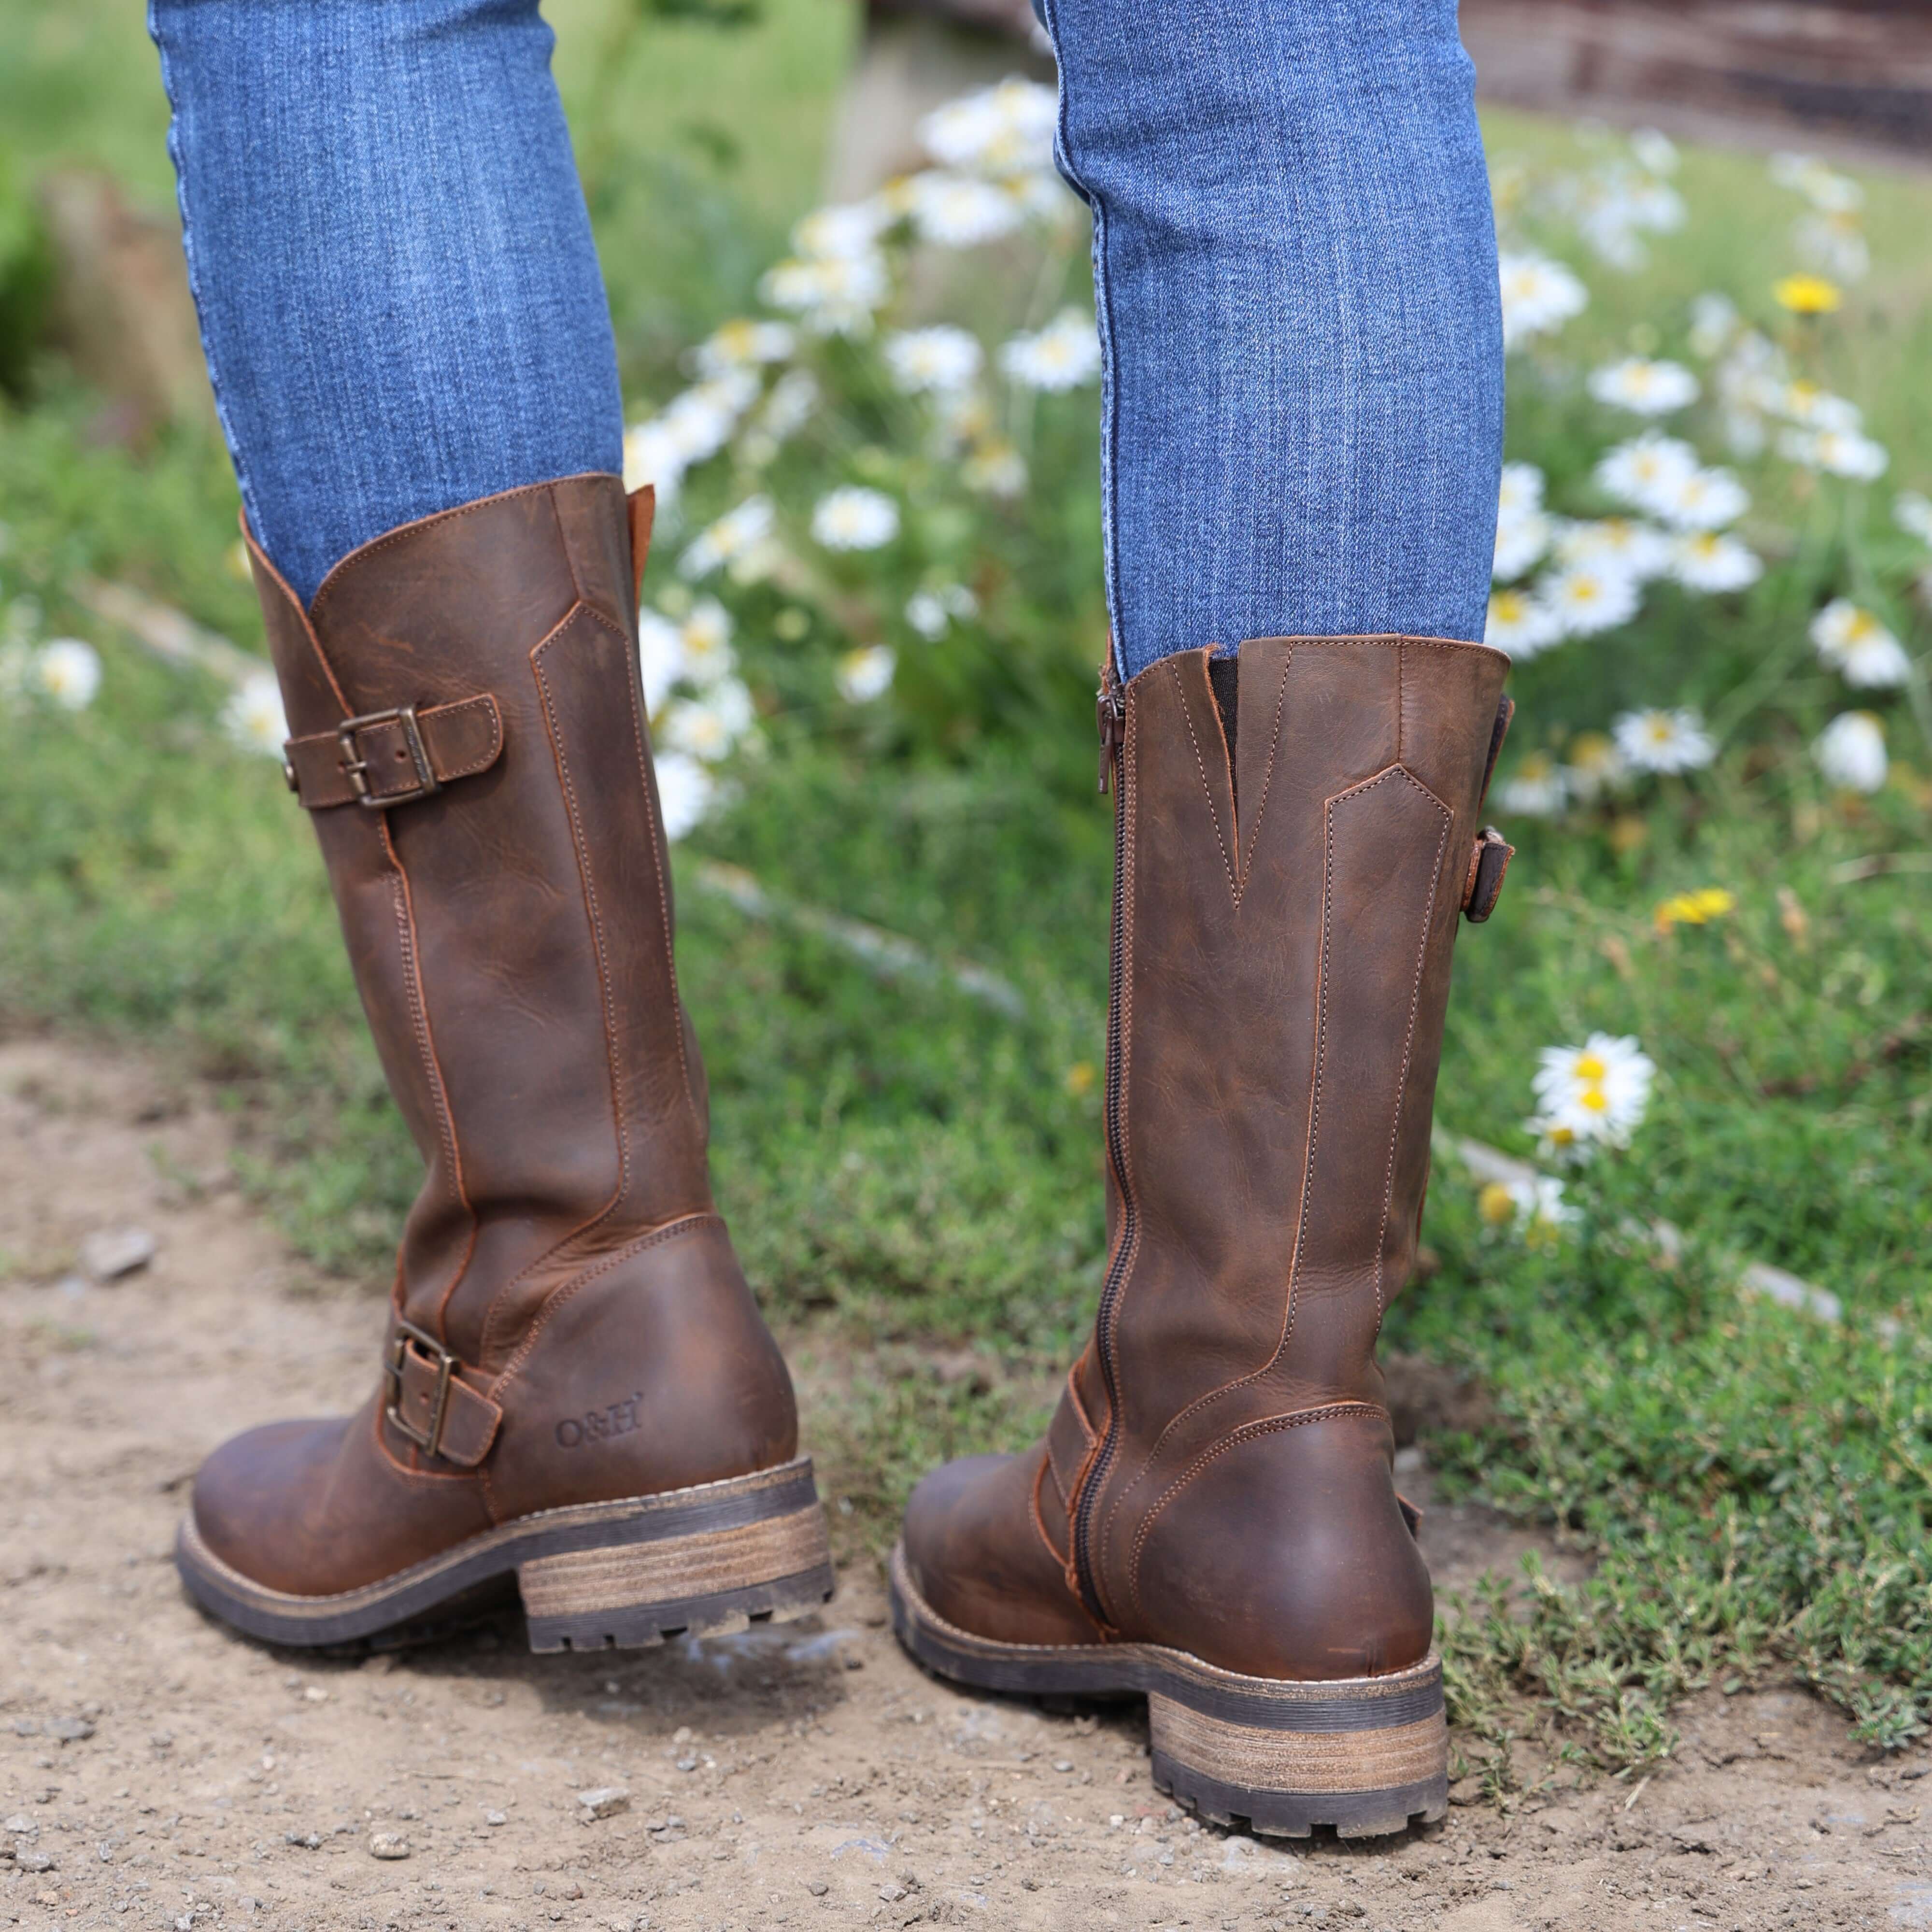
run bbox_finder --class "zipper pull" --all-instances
[1096,649,1124,795]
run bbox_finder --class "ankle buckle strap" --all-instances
[384,1318,503,1465]
[282,694,505,811]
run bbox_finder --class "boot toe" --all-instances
[190,1415,356,1595]
[901,1448,1100,1648]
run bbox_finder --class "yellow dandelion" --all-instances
[1655,886,1737,933]
[1774,273,1841,316]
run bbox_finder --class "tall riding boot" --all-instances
[176,474,833,1650]
[893,634,1513,1836]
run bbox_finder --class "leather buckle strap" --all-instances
[282,694,504,810]
[1463,825,1514,923]
[383,1319,503,1466]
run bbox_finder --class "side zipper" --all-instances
[1075,650,1131,1622]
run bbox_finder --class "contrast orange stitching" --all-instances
[490,1214,723,1398]
[308,472,618,621]
[1176,660,1240,903]
[1231,647,1292,897]
[1374,782,1451,1321]
[1125,1402,1385,1617]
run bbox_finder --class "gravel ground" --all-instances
[3,1032,1927,1932]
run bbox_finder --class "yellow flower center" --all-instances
[1580,1086,1610,1113]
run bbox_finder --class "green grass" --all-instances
[2,0,1930,1787]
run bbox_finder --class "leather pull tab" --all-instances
[1463,826,1514,923]
[1478,695,1514,809]
[1396,1493,1423,1539]
[627,485,657,606]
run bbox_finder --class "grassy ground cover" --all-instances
[1,0,1929,1792]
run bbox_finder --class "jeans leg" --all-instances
[149,0,624,608]
[1037,0,1503,678]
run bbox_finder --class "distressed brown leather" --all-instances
[188,474,798,1599]
[901,634,1512,1680]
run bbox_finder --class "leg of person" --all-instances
[150,0,832,1649]
[893,0,1512,1834]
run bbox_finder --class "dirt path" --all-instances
[3,1033,1927,1931]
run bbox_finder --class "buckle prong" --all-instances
[384,1317,457,1455]
[337,705,440,808]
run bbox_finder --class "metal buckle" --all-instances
[337,705,440,808]
[384,1317,457,1455]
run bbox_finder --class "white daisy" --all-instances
[35,638,100,710]
[1770,152,1864,215]
[1630,128,1679,176]
[1493,505,1550,582]
[690,319,796,379]
[653,751,716,842]
[1484,588,1562,659]
[623,420,687,510]
[1773,382,1861,433]
[1495,751,1569,817]
[811,486,900,552]
[1813,712,1887,794]
[1498,251,1588,350]
[220,672,288,756]
[903,171,1022,248]
[758,253,891,336]
[1541,564,1642,638]
[1671,532,1763,593]
[918,78,1057,178]
[657,373,759,467]
[905,583,977,641]
[962,441,1028,498]
[791,199,894,261]
[1688,292,1738,358]
[1594,433,1700,518]
[1651,466,1750,534]
[678,598,736,686]
[1613,707,1716,774]
[756,369,819,444]
[883,326,984,397]
[999,310,1102,392]
[1587,357,1700,417]
[1553,518,1674,582]
[1563,731,1627,802]
[1794,212,1870,284]
[660,677,755,763]
[638,609,687,714]
[1530,1033,1655,1156]
[1894,491,1932,547]
[1780,427,1889,482]
[1810,600,1911,688]
[679,496,776,580]
[1497,462,1546,520]
[836,644,896,703]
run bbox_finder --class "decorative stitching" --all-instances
[490,1214,723,1398]
[1126,1403,1386,1616]
[308,472,620,623]
[380,818,476,1341]
[1230,649,1292,897]
[1374,790,1450,1322]
[1176,660,1240,902]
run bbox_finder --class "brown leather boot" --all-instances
[893,634,1513,1836]
[175,474,833,1651]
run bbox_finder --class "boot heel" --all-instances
[518,1459,835,1652]
[1148,1650,1448,1839]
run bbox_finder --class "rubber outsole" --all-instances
[888,1541,1447,1840]
[176,1456,835,1652]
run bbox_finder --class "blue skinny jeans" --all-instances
[149,0,1501,673]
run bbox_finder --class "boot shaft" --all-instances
[1062,633,1510,1634]
[246,475,713,1372]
